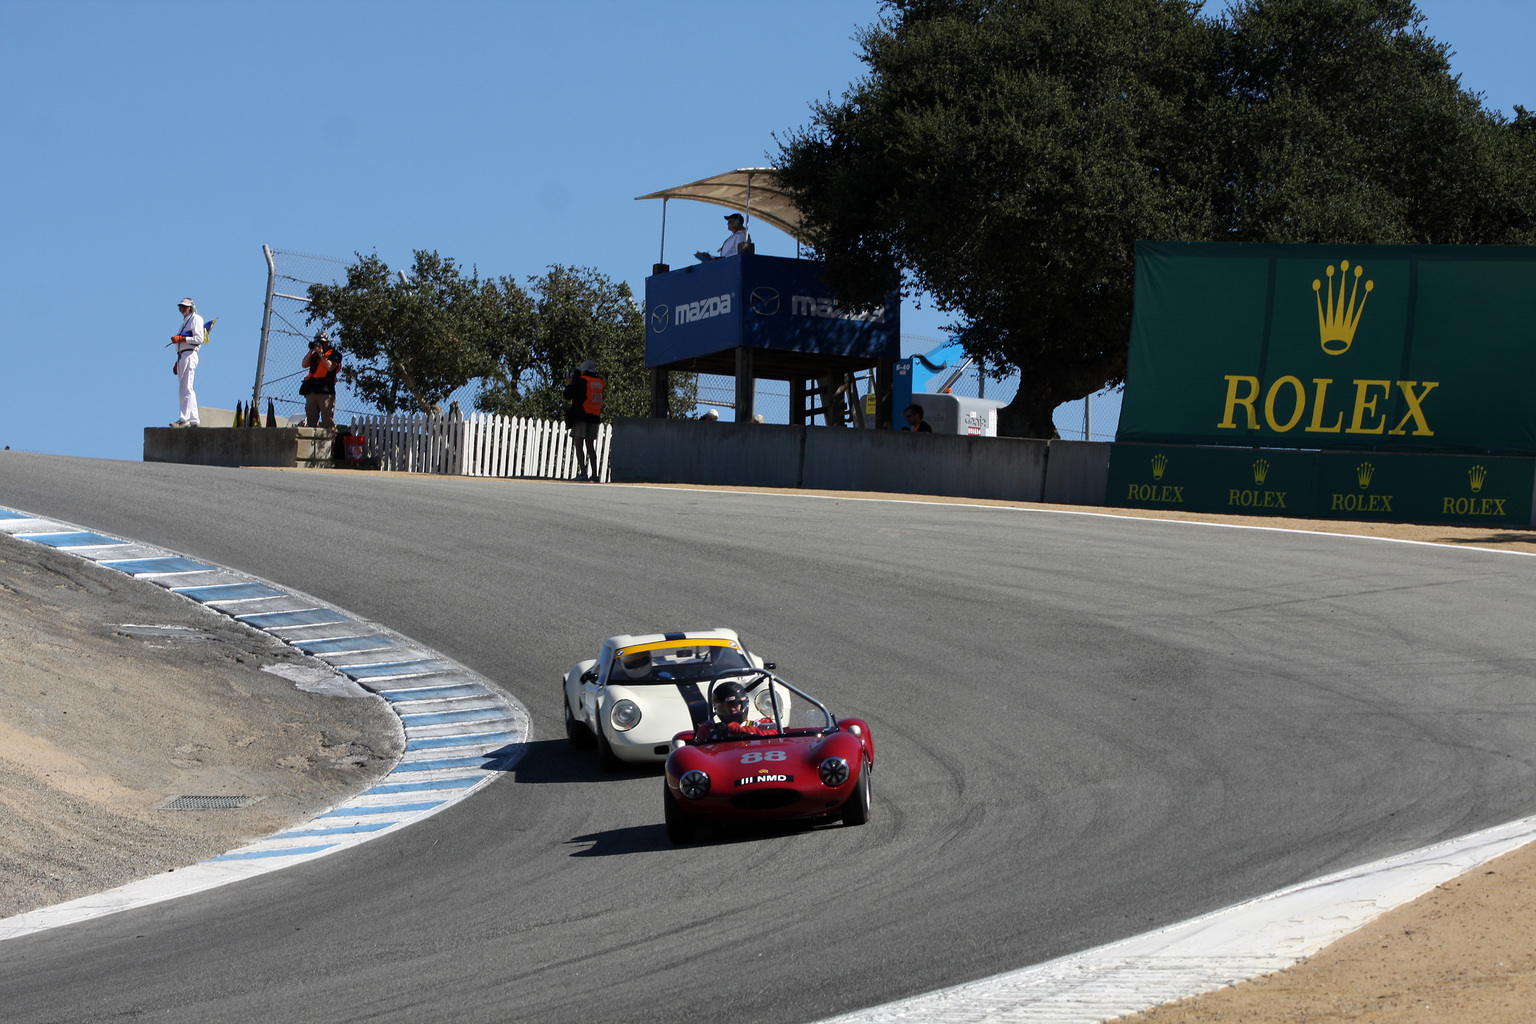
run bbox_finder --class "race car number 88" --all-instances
[740,751,786,763]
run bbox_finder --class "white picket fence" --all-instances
[352,413,611,481]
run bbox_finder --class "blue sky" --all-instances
[1,0,1530,458]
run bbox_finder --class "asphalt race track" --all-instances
[3,454,1535,1024]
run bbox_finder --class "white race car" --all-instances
[562,629,784,771]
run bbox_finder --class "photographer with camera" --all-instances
[299,331,342,429]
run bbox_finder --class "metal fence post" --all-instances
[254,245,277,412]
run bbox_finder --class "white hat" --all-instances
[579,360,597,373]
[177,297,195,308]
[702,408,719,420]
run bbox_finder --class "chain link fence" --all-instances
[252,247,353,425]
[252,246,483,426]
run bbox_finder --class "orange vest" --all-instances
[581,374,605,416]
[306,348,336,380]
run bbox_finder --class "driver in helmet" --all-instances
[616,649,652,680]
[693,680,772,743]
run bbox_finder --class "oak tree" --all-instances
[776,0,1536,437]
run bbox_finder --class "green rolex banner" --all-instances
[1118,242,1536,454]
[1107,443,1535,524]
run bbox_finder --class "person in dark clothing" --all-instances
[692,680,773,743]
[902,403,933,432]
[564,360,605,481]
[300,332,342,428]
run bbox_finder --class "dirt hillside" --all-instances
[0,532,402,919]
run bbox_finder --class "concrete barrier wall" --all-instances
[143,427,322,468]
[613,418,1069,503]
[802,428,1048,501]
[1042,440,1112,506]
[610,418,805,488]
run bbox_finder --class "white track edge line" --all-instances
[814,814,1536,1023]
[616,482,1536,558]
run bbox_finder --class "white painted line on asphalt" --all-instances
[623,483,1536,559]
[815,814,1536,1023]
[0,504,531,943]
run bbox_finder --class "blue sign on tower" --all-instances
[646,253,900,368]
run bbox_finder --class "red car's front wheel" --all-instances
[843,758,872,826]
[664,785,696,844]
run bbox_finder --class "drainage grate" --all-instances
[159,795,265,810]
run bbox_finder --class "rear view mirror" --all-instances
[763,662,776,670]
[581,667,598,683]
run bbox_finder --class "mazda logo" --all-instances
[650,305,670,333]
[749,287,780,316]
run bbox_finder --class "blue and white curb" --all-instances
[0,505,530,942]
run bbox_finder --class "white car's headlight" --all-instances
[611,699,642,732]
[679,770,710,800]
[753,688,776,717]
[819,756,850,787]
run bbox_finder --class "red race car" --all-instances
[662,668,874,844]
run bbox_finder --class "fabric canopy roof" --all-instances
[635,168,807,242]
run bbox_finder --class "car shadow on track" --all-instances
[565,823,672,856]
[566,817,824,857]
[508,738,666,785]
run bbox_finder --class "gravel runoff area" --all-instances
[0,528,403,920]
[3,480,1534,1022]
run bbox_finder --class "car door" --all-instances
[582,644,611,729]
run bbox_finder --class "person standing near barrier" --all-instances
[300,331,342,428]
[168,298,204,427]
[564,360,605,481]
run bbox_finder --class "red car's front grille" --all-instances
[730,789,801,811]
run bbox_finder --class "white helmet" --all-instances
[702,408,719,420]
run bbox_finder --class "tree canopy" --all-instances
[776,0,1536,437]
[308,255,692,421]
[305,250,515,415]
[475,265,696,421]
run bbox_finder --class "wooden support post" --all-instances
[650,367,669,419]
[875,359,895,430]
[734,347,756,424]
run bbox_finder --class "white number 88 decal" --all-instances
[740,750,787,764]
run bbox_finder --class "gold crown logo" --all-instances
[1253,458,1270,485]
[1313,260,1374,356]
[1356,462,1375,489]
[1151,453,1168,480]
[1469,465,1487,493]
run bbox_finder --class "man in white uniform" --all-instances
[170,297,204,427]
[695,213,751,262]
